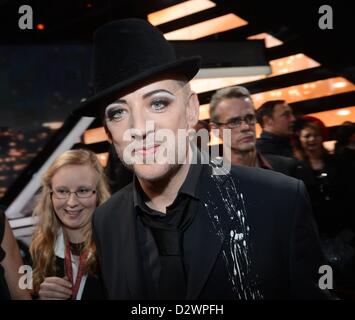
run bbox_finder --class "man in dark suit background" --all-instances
[74,19,329,300]
[209,86,300,177]
[256,100,296,158]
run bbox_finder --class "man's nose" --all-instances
[308,135,315,142]
[240,121,252,131]
[130,109,151,139]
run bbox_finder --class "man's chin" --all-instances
[133,163,177,182]
[234,143,255,153]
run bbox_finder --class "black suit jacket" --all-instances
[256,131,294,158]
[93,163,328,299]
[262,153,303,179]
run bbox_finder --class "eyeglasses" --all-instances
[214,114,256,129]
[50,188,96,200]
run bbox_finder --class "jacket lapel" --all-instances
[121,201,149,299]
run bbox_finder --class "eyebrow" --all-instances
[225,116,242,123]
[281,110,292,115]
[110,89,175,105]
[109,98,127,105]
[226,114,254,122]
[54,185,92,189]
[143,89,174,99]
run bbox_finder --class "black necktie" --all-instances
[151,228,186,299]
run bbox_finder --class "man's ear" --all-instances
[262,115,272,127]
[186,92,200,129]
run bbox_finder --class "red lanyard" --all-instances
[64,243,88,300]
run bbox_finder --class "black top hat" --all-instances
[73,19,201,117]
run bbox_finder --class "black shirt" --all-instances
[133,163,203,299]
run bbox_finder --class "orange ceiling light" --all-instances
[247,33,283,48]
[336,109,351,116]
[252,77,355,108]
[96,152,109,167]
[164,13,248,40]
[307,106,355,127]
[199,104,211,120]
[191,53,320,94]
[42,121,63,130]
[148,0,216,26]
[269,53,320,77]
[191,75,265,94]
[83,127,107,144]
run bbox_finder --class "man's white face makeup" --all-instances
[104,79,199,182]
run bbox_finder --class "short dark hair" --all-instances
[256,100,285,127]
[209,86,252,123]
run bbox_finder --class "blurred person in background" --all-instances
[0,207,31,299]
[30,149,110,300]
[293,118,355,296]
[210,86,300,177]
[334,121,355,165]
[256,100,296,158]
[293,117,352,235]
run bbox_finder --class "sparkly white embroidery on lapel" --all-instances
[204,161,263,299]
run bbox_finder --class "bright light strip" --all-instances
[252,77,354,108]
[83,127,107,144]
[148,0,216,26]
[164,13,248,40]
[337,109,351,116]
[42,122,63,130]
[308,106,355,127]
[247,33,283,48]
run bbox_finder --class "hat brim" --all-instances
[73,56,201,118]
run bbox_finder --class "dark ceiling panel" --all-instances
[241,67,335,93]
[290,91,355,115]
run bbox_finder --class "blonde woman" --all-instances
[30,149,110,300]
